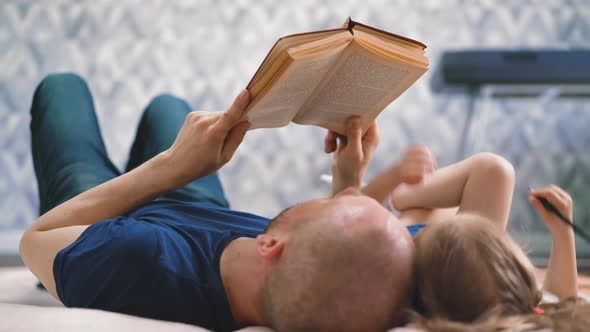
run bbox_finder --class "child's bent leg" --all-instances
[392,152,515,228]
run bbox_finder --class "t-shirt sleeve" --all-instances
[53,217,160,309]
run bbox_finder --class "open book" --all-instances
[241,17,429,134]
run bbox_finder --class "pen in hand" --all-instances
[528,187,590,245]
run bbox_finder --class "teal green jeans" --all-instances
[30,73,229,215]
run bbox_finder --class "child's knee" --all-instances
[472,152,515,181]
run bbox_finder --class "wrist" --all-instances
[154,151,196,190]
[331,171,363,196]
[332,177,362,195]
[550,227,575,242]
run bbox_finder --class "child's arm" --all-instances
[390,152,515,229]
[529,185,578,299]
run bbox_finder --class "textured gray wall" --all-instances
[1,0,589,258]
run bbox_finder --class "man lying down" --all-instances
[18,74,590,332]
[20,73,421,332]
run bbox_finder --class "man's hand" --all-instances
[20,89,251,300]
[325,116,379,195]
[397,145,437,185]
[163,89,251,186]
[529,184,574,236]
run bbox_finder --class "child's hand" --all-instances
[397,145,436,184]
[528,185,574,235]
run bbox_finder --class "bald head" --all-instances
[260,188,415,331]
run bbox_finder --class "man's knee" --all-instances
[31,73,89,115]
[142,93,191,122]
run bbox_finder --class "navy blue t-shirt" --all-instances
[53,199,270,332]
[53,199,426,331]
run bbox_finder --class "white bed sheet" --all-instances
[0,266,273,332]
[2,266,573,332]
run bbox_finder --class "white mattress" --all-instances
[0,266,274,332]
[2,266,568,332]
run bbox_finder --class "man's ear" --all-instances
[256,233,285,261]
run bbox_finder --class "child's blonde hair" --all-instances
[410,297,590,331]
[413,213,542,321]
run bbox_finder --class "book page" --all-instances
[353,29,428,68]
[243,42,349,129]
[352,24,426,53]
[247,30,345,98]
[294,43,427,134]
